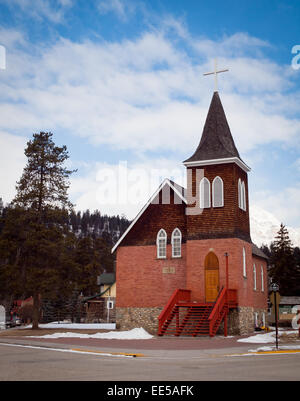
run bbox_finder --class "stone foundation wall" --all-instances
[117,306,268,336]
[227,306,268,335]
[116,307,163,335]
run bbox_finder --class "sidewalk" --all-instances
[1,327,299,358]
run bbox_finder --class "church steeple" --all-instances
[184,91,250,172]
[183,92,250,171]
[184,90,251,243]
[185,91,239,161]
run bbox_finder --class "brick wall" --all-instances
[116,243,186,308]
[186,238,268,310]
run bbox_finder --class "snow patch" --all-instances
[35,322,116,330]
[29,327,153,340]
[238,330,298,344]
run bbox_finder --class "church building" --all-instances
[112,90,268,336]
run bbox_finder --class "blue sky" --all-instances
[0,0,299,239]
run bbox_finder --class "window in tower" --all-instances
[238,179,246,211]
[212,176,224,207]
[200,177,211,209]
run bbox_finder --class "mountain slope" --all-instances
[250,205,300,247]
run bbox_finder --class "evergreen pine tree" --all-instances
[3,132,76,329]
[269,224,300,296]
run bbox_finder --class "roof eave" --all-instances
[111,178,187,254]
[183,156,251,173]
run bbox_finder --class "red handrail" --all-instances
[158,289,191,335]
[227,289,238,307]
[208,287,227,337]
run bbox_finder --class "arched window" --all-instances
[241,181,246,211]
[253,264,257,290]
[238,179,246,211]
[212,176,224,207]
[157,229,167,259]
[200,177,210,209]
[238,178,242,209]
[242,247,247,277]
[171,228,182,258]
[261,265,264,292]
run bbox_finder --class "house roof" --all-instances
[111,178,187,253]
[279,296,300,305]
[82,284,115,302]
[183,91,250,172]
[99,273,115,285]
[252,243,269,260]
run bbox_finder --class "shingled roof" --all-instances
[184,91,245,165]
[252,243,269,260]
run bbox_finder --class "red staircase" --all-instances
[158,288,237,337]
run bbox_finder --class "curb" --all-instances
[228,349,300,357]
[71,348,145,357]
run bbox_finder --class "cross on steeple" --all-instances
[203,58,228,92]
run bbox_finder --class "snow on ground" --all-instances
[248,345,300,352]
[238,330,299,344]
[35,322,116,330]
[29,327,154,340]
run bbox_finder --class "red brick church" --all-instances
[112,90,268,336]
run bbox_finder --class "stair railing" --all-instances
[158,289,191,335]
[208,286,227,337]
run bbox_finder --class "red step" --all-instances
[158,288,237,337]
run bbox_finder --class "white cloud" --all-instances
[1,24,300,230]
[97,0,135,21]
[69,158,186,219]
[0,0,73,23]
[251,185,300,229]
[1,28,299,158]
[193,32,270,59]
[0,131,27,204]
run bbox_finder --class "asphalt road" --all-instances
[0,339,299,382]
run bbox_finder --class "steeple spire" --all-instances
[183,91,250,172]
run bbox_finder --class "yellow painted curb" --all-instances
[227,349,300,357]
[254,349,300,355]
[71,348,145,357]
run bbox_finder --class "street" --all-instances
[0,340,299,382]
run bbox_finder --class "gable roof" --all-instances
[98,273,115,285]
[184,91,250,172]
[111,178,187,253]
[252,243,269,260]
